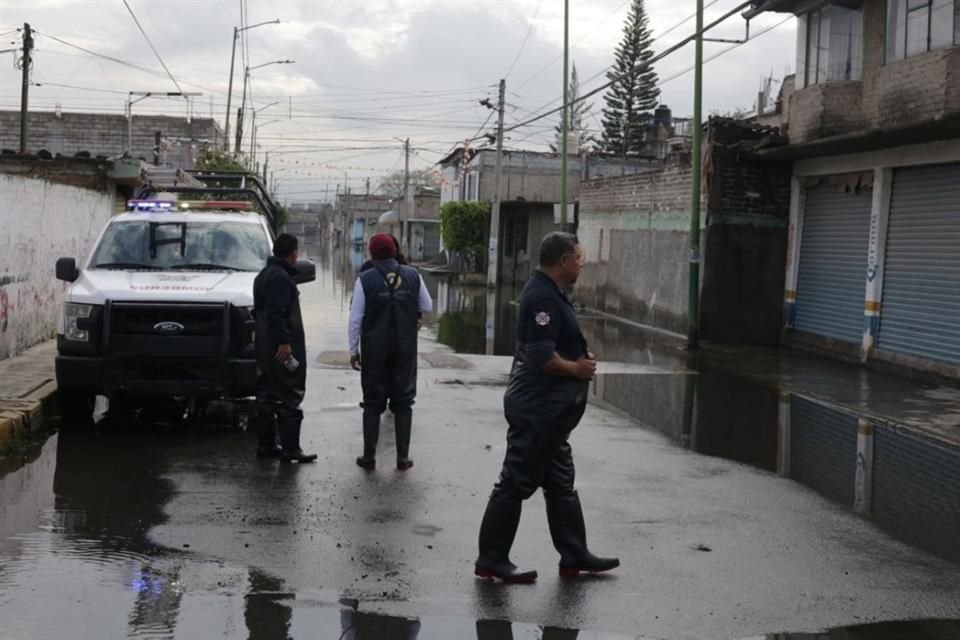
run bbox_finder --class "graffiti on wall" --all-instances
[0,175,112,360]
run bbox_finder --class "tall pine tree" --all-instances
[601,0,660,157]
[552,63,597,154]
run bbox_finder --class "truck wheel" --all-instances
[59,389,95,426]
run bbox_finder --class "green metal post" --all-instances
[688,0,704,349]
[560,0,570,228]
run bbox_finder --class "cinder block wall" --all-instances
[0,111,220,169]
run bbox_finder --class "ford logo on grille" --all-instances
[153,321,185,336]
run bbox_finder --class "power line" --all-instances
[501,1,758,137]
[513,0,632,93]
[504,0,544,79]
[121,0,185,94]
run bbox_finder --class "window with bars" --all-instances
[886,0,959,62]
[796,5,864,89]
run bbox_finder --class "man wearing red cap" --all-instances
[348,232,433,471]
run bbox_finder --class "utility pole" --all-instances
[235,68,248,154]
[263,151,269,182]
[224,27,238,150]
[687,0,705,349]
[19,23,33,154]
[486,78,506,288]
[403,137,411,251]
[560,0,570,227]
[153,131,162,165]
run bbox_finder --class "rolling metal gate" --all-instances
[873,426,960,564]
[794,183,872,344]
[878,163,960,364]
[789,396,858,507]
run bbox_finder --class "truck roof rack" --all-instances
[135,170,282,233]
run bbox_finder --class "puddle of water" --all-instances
[591,364,960,566]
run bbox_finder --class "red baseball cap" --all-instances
[369,232,398,260]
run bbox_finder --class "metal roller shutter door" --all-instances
[789,396,858,507]
[794,184,872,343]
[878,163,960,364]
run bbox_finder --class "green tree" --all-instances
[194,146,248,172]
[379,168,441,199]
[440,201,490,273]
[601,0,660,157]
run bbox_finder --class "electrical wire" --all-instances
[121,0,185,94]
[501,1,758,136]
[504,0,544,80]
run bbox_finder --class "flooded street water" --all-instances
[1,241,959,639]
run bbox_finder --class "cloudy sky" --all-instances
[0,0,795,202]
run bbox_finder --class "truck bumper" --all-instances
[56,355,259,398]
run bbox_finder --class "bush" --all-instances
[440,201,490,273]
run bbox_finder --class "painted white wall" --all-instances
[0,175,113,360]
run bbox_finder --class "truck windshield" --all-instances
[91,220,269,272]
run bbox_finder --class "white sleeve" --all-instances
[348,279,365,355]
[418,274,433,313]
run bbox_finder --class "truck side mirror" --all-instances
[293,259,316,285]
[56,257,79,283]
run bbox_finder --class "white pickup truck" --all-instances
[54,198,315,421]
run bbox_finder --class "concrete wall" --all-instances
[0,111,220,170]
[787,0,960,143]
[0,158,115,360]
[576,121,792,342]
[576,164,695,334]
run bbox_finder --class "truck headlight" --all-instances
[64,303,95,342]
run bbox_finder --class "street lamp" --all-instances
[235,59,294,154]
[224,19,280,150]
[127,91,202,155]
[249,102,279,164]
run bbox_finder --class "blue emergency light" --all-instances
[128,200,175,211]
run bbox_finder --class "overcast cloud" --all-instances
[0,0,795,201]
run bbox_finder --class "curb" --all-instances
[0,381,59,453]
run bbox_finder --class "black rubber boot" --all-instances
[546,492,619,577]
[394,408,413,471]
[357,408,380,470]
[474,492,537,584]
[254,404,282,458]
[277,407,317,464]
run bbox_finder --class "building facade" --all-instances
[749,0,960,377]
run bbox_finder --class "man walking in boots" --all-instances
[253,234,317,464]
[475,232,619,584]
[349,233,432,471]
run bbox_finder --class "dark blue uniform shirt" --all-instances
[516,270,588,372]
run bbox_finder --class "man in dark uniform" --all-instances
[349,233,433,471]
[474,232,619,583]
[252,233,317,463]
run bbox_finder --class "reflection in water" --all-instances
[592,365,960,566]
[245,571,293,640]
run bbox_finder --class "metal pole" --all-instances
[560,0,570,227]
[688,0,704,349]
[127,94,133,155]
[249,109,256,166]
[263,151,269,182]
[19,23,33,154]
[403,138,410,250]
[486,78,506,288]
[224,27,238,150]
[235,68,248,154]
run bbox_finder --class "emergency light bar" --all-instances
[127,199,254,211]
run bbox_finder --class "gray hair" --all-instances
[539,231,579,267]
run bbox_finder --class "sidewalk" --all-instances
[0,340,58,452]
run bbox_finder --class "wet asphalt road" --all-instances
[1,244,960,640]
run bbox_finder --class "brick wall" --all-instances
[786,0,960,143]
[0,111,221,169]
[575,120,791,342]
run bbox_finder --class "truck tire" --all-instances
[58,389,95,426]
